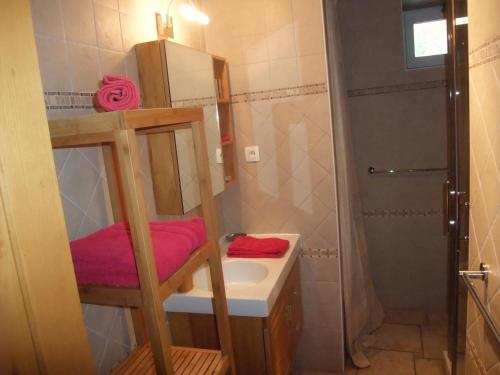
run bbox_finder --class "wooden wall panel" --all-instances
[0,1,94,373]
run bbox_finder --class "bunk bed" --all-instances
[48,108,235,375]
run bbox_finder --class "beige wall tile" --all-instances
[96,0,118,9]
[86,329,106,368]
[297,54,327,85]
[240,34,269,65]
[299,254,340,282]
[61,0,97,45]
[291,0,323,28]
[67,43,101,91]
[30,0,64,38]
[468,0,500,50]
[124,49,140,85]
[35,36,71,92]
[265,0,293,32]
[99,49,126,76]
[267,25,297,61]
[98,339,129,374]
[294,23,325,57]
[270,57,299,89]
[466,0,500,372]
[95,4,123,51]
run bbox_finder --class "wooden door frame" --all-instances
[0,1,94,373]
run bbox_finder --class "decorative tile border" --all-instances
[44,91,95,110]
[347,80,446,98]
[300,248,338,258]
[171,96,217,108]
[362,208,441,218]
[469,36,500,69]
[230,83,328,104]
[44,83,328,110]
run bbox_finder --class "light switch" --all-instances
[245,146,260,162]
[215,148,223,164]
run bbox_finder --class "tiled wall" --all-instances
[30,0,204,373]
[465,1,500,374]
[338,0,448,312]
[200,0,344,371]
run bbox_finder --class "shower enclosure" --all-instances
[324,0,474,372]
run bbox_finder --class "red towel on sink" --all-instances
[227,236,289,258]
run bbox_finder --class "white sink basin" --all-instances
[194,260,269,291]
[164,234,301,317]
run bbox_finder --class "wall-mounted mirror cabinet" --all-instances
[136,40,237,214]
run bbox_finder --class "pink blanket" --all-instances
[96,75,140,112]
[70,218,206,287]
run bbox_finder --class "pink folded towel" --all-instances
[96,74,140,112]
[227,236,290,258]
[70,218,206,287]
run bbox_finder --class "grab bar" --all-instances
[459,263,500,345]
[368,166,447,175]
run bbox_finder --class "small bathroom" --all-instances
[1,0,498,375]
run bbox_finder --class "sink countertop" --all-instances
[163,233,301,317]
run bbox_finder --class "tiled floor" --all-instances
[297,310,448,375]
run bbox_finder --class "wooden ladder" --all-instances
[49,108,235,375]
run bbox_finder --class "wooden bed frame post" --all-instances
[191,121,236,375]
[112,127,174,375]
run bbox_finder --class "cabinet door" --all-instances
[267,287,293,375]
[266,260,302,375]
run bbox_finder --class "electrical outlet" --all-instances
[215,148,223,164]
[245,146,260,162]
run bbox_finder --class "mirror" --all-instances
[165,41,225,212]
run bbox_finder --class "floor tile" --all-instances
[422,327,447,359]
[426,311,448,330]
[415,359,446,375]
[370,324,422,353]
[385,309,426,326]
[357,350,415,375]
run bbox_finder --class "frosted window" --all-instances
[413,20,448,57]
[403,6,447,69]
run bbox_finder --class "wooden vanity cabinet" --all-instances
[265,260,303,375]
[167,260,302,375]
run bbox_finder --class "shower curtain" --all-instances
[323,0,385,368]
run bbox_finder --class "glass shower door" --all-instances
[445,0,470,374]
